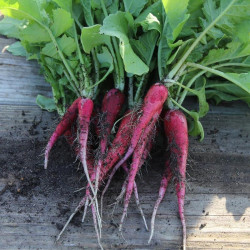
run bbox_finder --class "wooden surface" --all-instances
[0,36,250,250]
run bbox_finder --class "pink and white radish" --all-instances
[149,109,188,250]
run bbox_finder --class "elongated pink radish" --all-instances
[94,89,125,195]
[166,110,188,250]
[97,109,137,183]
[63,110,136,239]
[106,84,168,181]
[92,106,101,136]
[149,110,188,250]
[121,164,148,230]
[119,110,160,231]
[76,110,135,212]
[148,163,172,243]
[78,98,95,195]
[78,97,103,235]
[99,110,137,198]
[83,110,136,201]
[64,128,76,147]
[91,202,103,249]
[102,134,152,210]
[44,97,81,169]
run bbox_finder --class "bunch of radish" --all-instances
[44,82,189,249]
[1,0,249,249]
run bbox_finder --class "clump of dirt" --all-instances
[0,137,83,199]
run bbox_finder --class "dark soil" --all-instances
[0,138,80,199]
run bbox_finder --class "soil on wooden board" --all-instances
[0,112,247,248]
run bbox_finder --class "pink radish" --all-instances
[120,163,148,230]
[78,98,95,195]
[98,109,137,182]
[119,110,160,231]
[149,109,188,250]
[44,97,81,169]
[148,163,172,243]
[75,110,137,230]
[94,89,125,195]
[106,84,168,182]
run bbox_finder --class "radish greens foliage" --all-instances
[0,0,249,139]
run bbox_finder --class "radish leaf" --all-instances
[53,0,72,12]
[41,35,76,59]
[162,0,190,44]
[81,25,110,54]
[100,11,149,75]
[123,0,148,17]
[0,0,49,23]
[136,13,161,33]
[20,22,51,43]
[0,16,23,39]
[36,95,57,112]
[201,42,250,66]
[131,30,159,66]
[80,0,94,26]
[6,41,27,57]
[51,8,73,37]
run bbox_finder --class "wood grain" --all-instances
[0,36,250,250]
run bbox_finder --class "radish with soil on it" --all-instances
[56,109,137,240]
[85,110,138,216]
[94,88,125,198]
[148,109,188,250]
[100,84,168,227]
[103,83,168,186]
[118,112,159,231]
[44,97,81,169]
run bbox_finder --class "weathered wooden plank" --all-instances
[0,37,51,106]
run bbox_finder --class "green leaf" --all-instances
[162,0,190,43]
[224,72,250,94]
[181,0,204,37]
[123,0,148,17]
[158,30,172,78]
[206,89,240,105]
[6,41,27,57]
[51,8,73,37]
[36,95,57,112]
[158,0,190,77]
[136,13,161,33]
[130,30,159,66]
[187,0,204,13]
[194,78,209,117]
[0,0,49,23]
[205,80,250,106]
[235,20,250,43]
[41,35,76,59]
[135,1,163,27]
[52,0,72,12]
[20,22,50,43]
[100,11,149,76]
[202,42,250,66]
[95,47,114,84]
[0,16,23,39]
[81,25,110,53]
[187,39,216,63]
[97,47,113,68]
[187,111,204,140]
[200,0,250,40]
[80,0,94,26]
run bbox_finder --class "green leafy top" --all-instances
[0,0,249,139]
